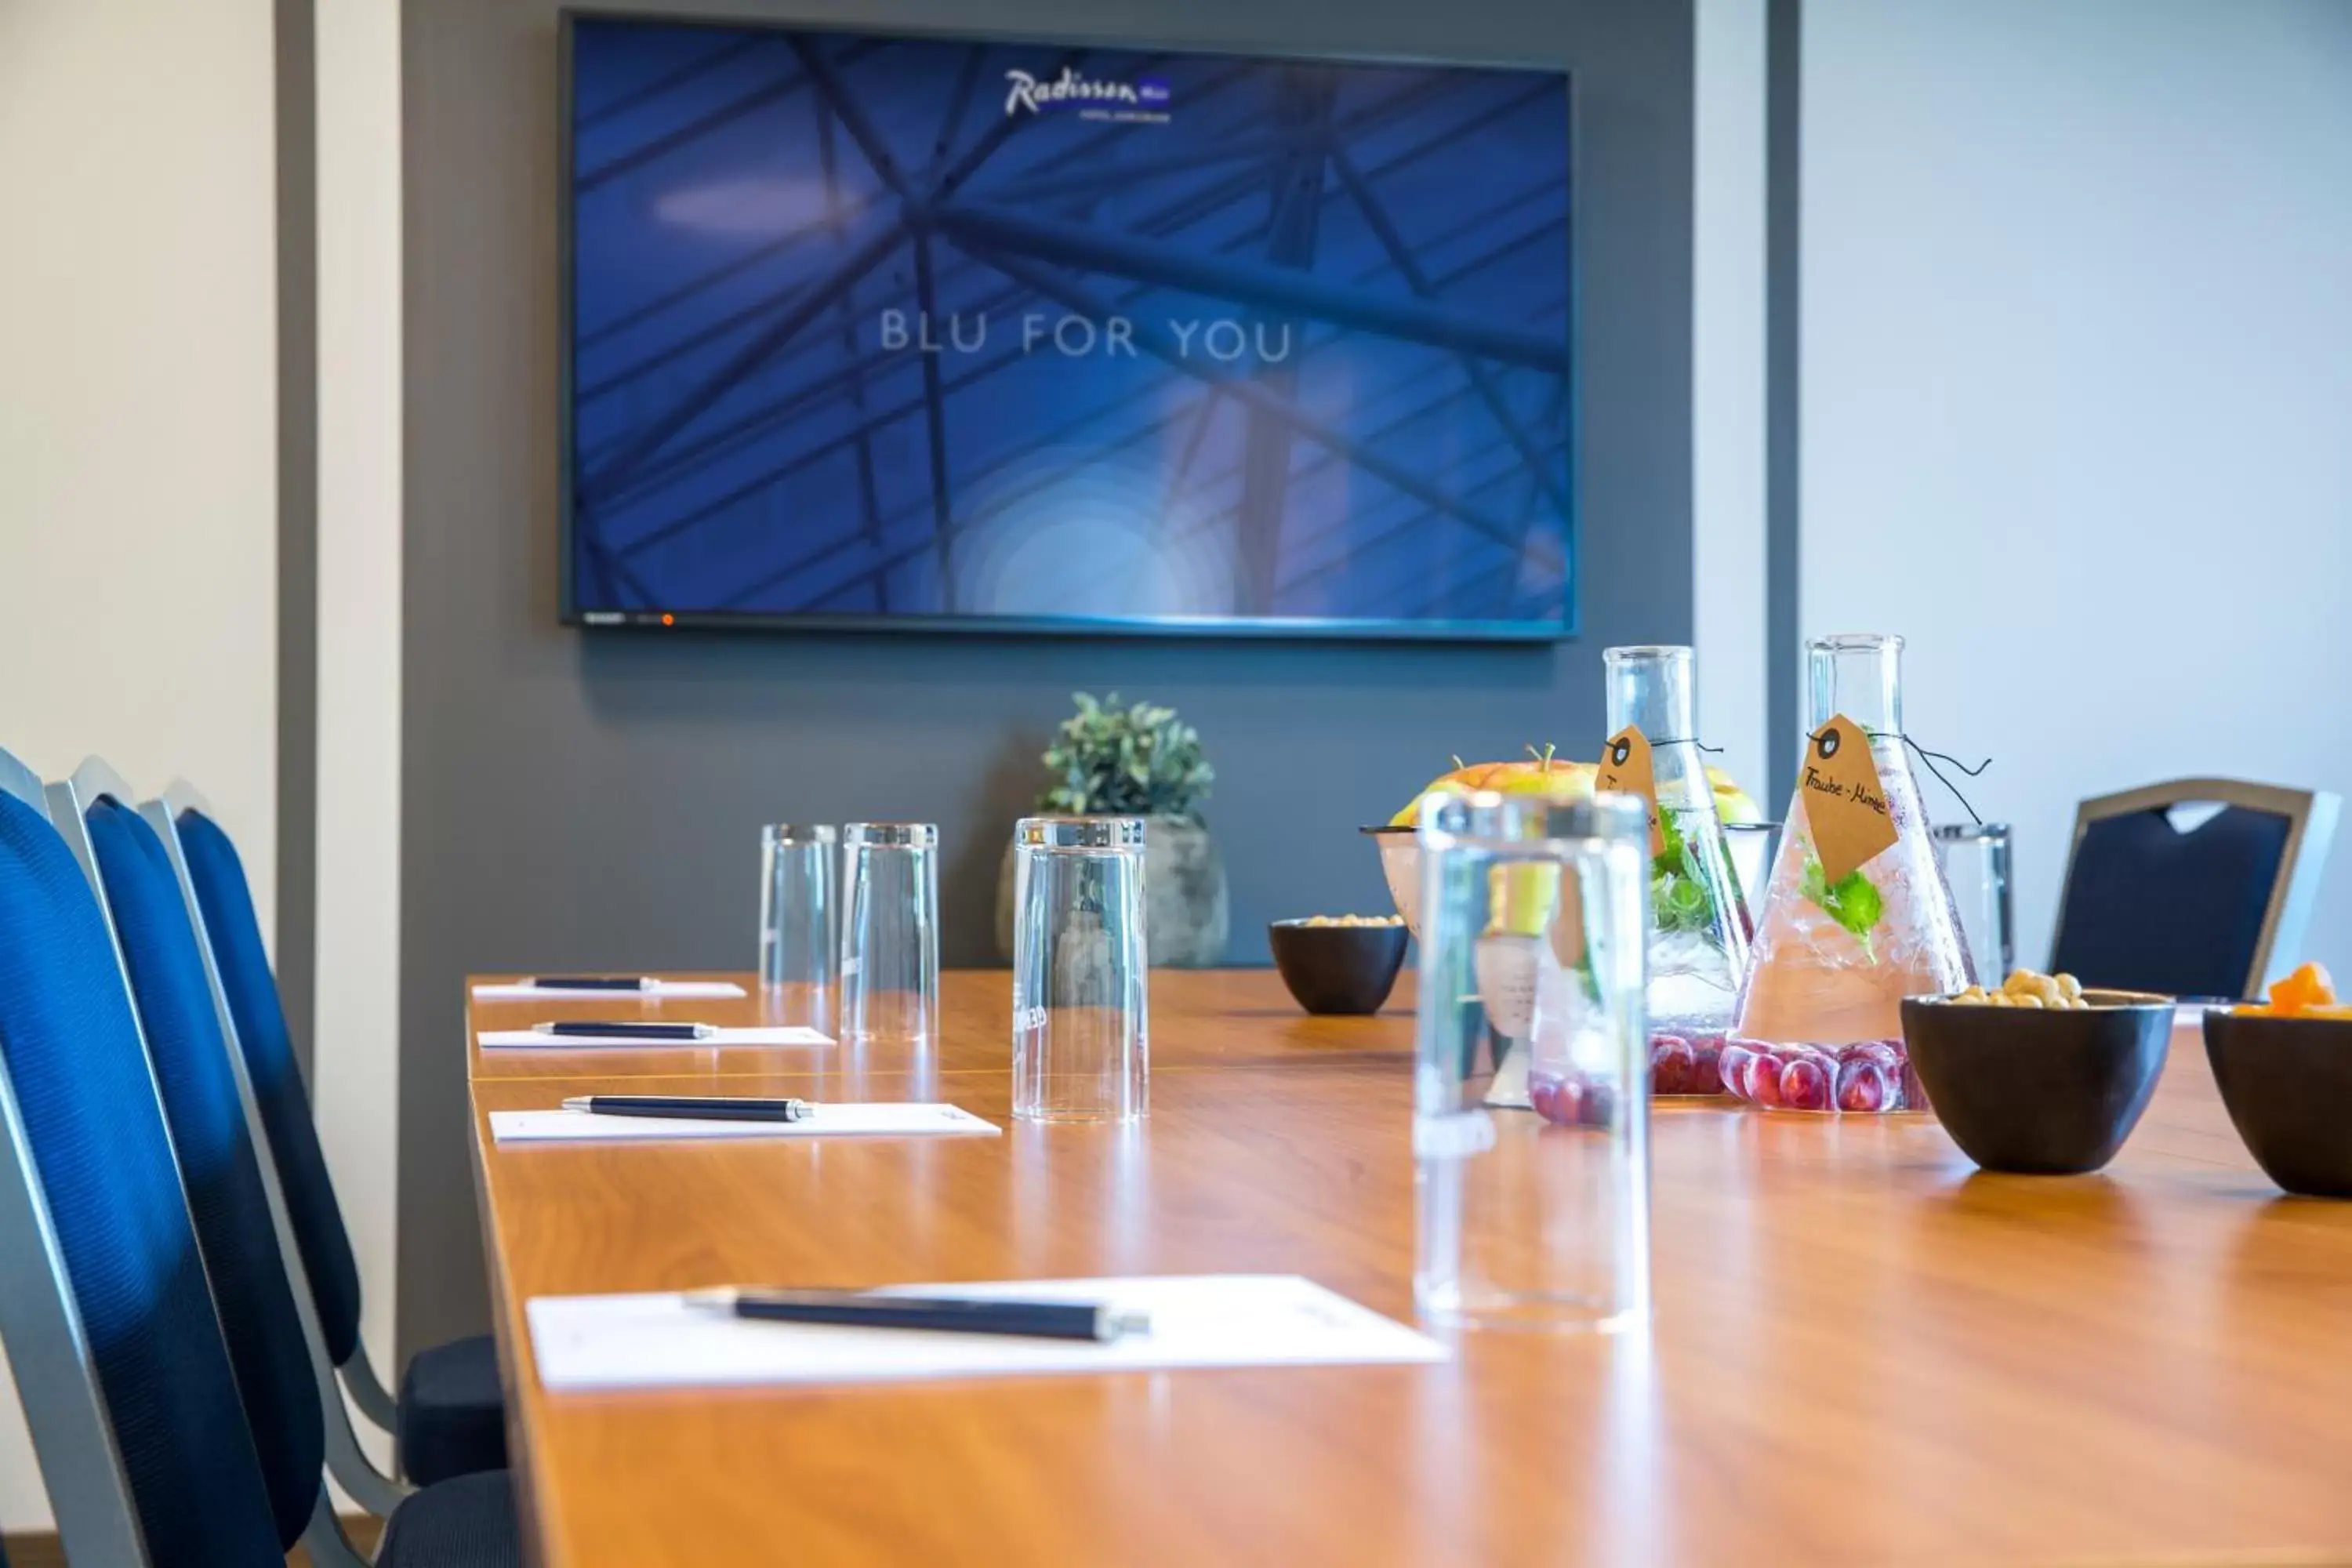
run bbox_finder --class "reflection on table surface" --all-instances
[468,978,2352,1566]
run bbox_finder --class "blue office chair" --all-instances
[52,761,325,1547]
[162,784,506,1490]
[2049,778,2341,1000]
[0,748,514,1566]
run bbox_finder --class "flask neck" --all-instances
[1806,633,1903,738]
[1604,645,1696,742]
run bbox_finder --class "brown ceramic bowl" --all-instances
[1268,920,1409,1016]
[2203,1009,2352,1197]
[1900,990,2173,1174]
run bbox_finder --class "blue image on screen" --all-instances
[566,18,1574,634]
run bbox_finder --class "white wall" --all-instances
[1802,0,2352,975]
[0,0,280,1533]
[314,0,407,1471]
[1693,0,1770,799]
[0,0,281,909]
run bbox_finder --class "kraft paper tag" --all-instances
[1800,714,1897,884]
[1595,726,1666,856]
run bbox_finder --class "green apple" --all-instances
[1707,766,1763,825]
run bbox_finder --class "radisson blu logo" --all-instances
[1003,67,1173,122]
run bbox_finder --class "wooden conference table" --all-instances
[467,971,2352,1566]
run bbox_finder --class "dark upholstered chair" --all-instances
[0,749,514,1566]
[165,785,506,1490]
[2048,778,2339,1001]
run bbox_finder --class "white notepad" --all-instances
[527,1274,1446,1393]
[477,1025,830,1050]
[472,980,749,1000]
[491,1103,998,1145]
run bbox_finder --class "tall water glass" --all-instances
[1012,818,1149,1123]
[839,823,940,1048]
[1723,820,1782,939]
[759,825,837,1028]
[1414,790,1651,1333]
[1932,822,2014,983]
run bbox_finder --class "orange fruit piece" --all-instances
[2266,961,2338,1014]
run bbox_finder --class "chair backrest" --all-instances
[169,793,365,1365]
[0,748,281,1567]
[2049,778,2342,1000]
[51,760,325,1550]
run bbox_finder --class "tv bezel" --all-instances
[557,8,1581,642]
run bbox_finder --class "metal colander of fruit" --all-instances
[1376,746,1766,1099]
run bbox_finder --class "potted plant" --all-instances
[995,693,1229,967]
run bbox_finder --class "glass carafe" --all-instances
[1604,646,1751,1095]
[1725,633,1973,1113]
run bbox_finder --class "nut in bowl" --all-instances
[1269,916,1409,1017]
[2203,963,2352,1197]
[1901,970,2174,1175]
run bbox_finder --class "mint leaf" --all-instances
[1653,870,1713,934]
[1800,852,1884,961]
[1651,808,1690,878]
[1834,872,1883,935]
[1649,809,1727,937]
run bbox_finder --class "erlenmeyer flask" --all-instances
[1602,646,1751,1095]
[1725,633,1973,1113]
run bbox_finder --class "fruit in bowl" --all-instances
[1365,747,1594,938]
[1385,746,1599,827]
[2228,960,2352,1018]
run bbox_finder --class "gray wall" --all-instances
[399,0,1694,1359]
[276,0,318,1083]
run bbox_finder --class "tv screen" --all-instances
[563,15,1574,638]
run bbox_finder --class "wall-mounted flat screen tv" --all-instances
[562,13,1574,638]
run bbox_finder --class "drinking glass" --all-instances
[1723,821,1782,938]
[1012,818,1149,1123]
[839,823,940,1047]
[1414,789,1651,1333]
[1932,822,2015,985]
[759,825,837,1028]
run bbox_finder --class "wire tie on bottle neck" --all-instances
[1860,731,1991,827]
